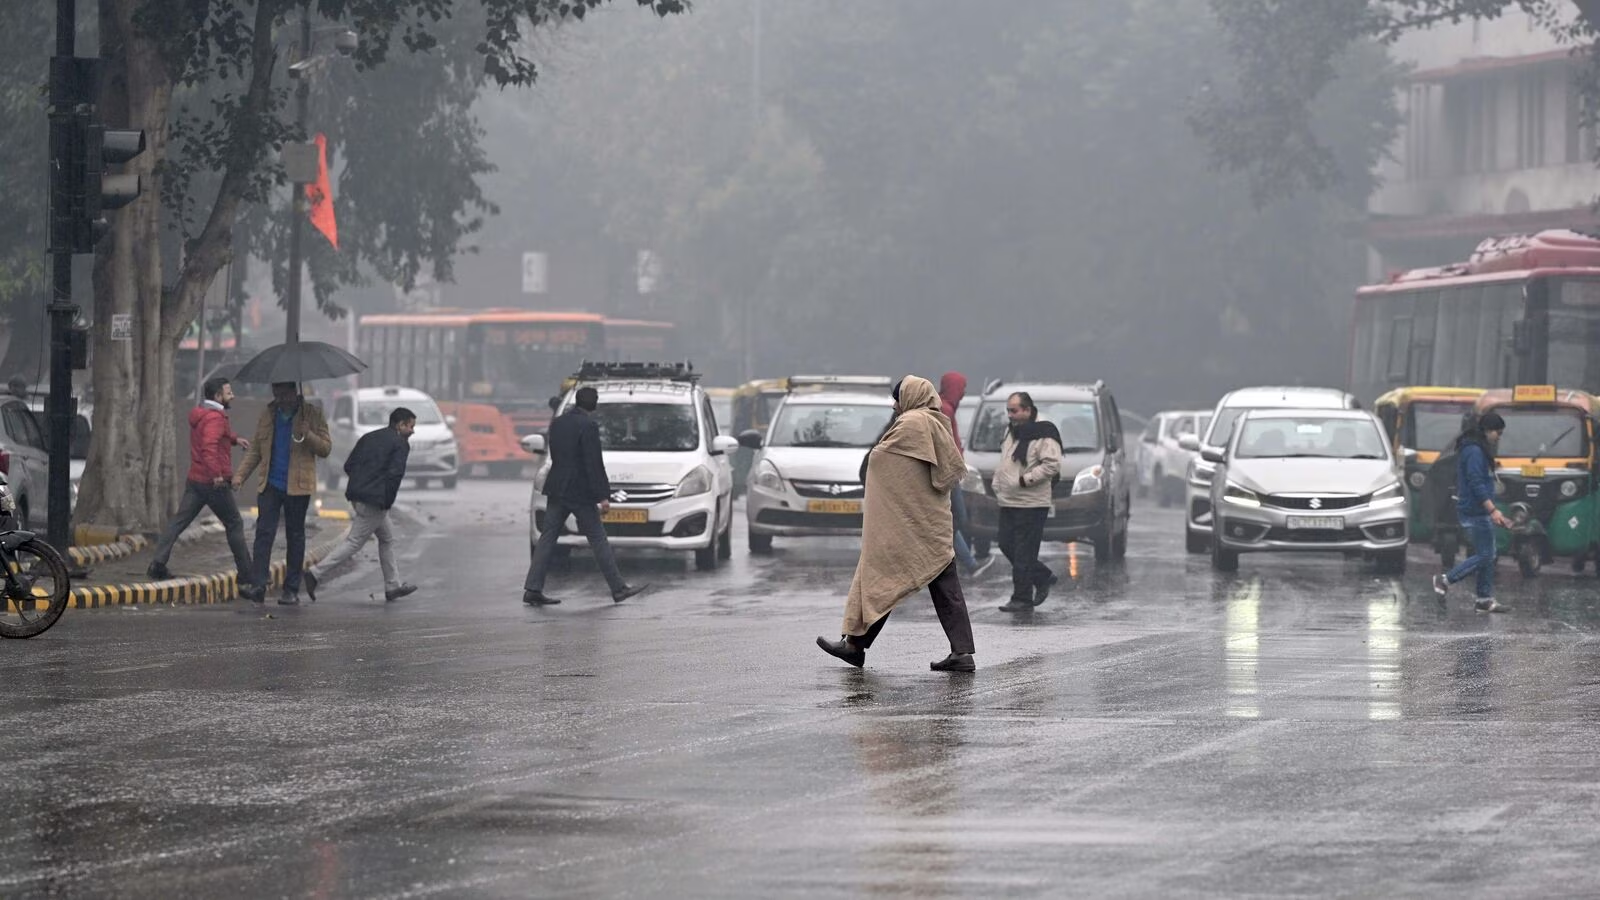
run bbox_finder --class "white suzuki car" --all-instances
[326,386,460,489]
[523,363,739,571]
[740,376,895,553]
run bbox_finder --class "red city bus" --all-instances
[356,309,606,474]
[602,318,677,360]
[1350,230,1600,405]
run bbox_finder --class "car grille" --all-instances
[792,480,865,499]
[756,509,864,529]
[1265,526,1367,543]
[1260,494,1369,511]
[1048,508,1101,529]
[606,483,676,504]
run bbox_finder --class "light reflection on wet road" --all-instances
[3,481,1600,897]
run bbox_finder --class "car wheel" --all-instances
[1517,543,1541,579]
[1153,468,1169,506]
[1375,548,1407,574]
[1185,526,1207,555]
[442,477,457,490]
[748,531,773,554]
[324,468,340,491]
[1092,522,1113,562]
[1112,526,1128,560]
[1211,540,1238,572]
[718,522,732,559]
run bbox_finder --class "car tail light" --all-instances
[0,450,11,475]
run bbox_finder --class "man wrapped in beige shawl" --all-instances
[817,375,978,672]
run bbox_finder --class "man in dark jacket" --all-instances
[149,377,256,593]
[303,407,418,602]
[1433,411,1511,612]
[523,386,647,606]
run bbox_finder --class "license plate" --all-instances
[1521,464,1545,478]
[807,499,862,514]
[1287,515,1343,530]
[601,508,648,524]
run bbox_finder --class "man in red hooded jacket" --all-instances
[939,371,991,577]
[147,376,258,595]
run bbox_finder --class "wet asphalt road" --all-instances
[6,481,1600,898]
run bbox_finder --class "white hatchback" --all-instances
[325,386,460,489]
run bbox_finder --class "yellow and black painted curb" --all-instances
[66,533,150,568]
[63,524,351,610]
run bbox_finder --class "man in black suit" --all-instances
[523,387,648,606]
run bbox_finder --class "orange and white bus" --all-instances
[602,318,677,360]
[356,309,606,474]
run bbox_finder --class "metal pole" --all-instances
[284,5,311,350]
[46,0,75,551]
[742,0,761,384]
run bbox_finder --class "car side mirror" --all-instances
[445,414,457,427]
[548,396,562,413]
[1201,447,1226,464]
[1402,447,1418,462]
[711,435,739,455]
[520,434,547,455]
[1179,434,1200,452]
[737,429,764,450]
[334,416,352,429]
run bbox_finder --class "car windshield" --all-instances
[767,403,892,448]
[590,401,700,452]
[359,399,445,426]
[1409,401,1471,453]
[1494,408,1588,459]
[1235,416,1387,460]
[969,400,1099,452]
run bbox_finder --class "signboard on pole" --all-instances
[110,313,132,341]
[521,252,548,294]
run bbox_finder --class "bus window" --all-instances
[1385,316,1413,383]
[1408,291,1437,385]
[1547,277,1600,392]
[1433,285,1481,387]
[1476,282,1520,389]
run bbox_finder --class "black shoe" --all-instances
[146,562,173,581]
[522,590,561,606]
[1475,597,1510,613]
[278,591,300,606]
[998,598,1032,613]
[385,583,418,602]
[303,571,319,602]
[1033,573,1058,606]
[930,652,976,672]
[613,583,650,604]
[816,635,866,668]
[242,584,265,604]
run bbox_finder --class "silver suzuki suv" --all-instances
[1180,386,1360,554]
[1205,408,1408,574]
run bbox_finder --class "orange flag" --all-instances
[307,133,338,250]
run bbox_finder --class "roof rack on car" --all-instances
[573,360,700,383]
[786,375,893,392]
[984,378,1106,395]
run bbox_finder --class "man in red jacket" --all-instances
[148,376,258,596]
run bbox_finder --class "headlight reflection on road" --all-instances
[1367,583,1402,721]
[1225,577,1261,719]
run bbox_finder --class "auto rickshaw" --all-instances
[1373,387,1485,565]
[1463,386,1600,578]
[730,378,788,496]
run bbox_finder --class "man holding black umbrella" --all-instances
[234,382,332,604]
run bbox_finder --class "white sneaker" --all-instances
[1474,597,1510,613]
[1431,573,1449,597]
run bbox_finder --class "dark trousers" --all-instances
[525,496,627,595]
[252,486,311,593]
[998,506,1051,601]
[152,481,253,582]
[854,561,976,654]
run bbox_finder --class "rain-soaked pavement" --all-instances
[5,481,1600,897]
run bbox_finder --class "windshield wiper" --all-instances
[791,439,855,448]
[1531,422,1580,464]
[1059,445,1099,454]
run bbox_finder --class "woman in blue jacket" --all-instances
[1433,412,1510,612]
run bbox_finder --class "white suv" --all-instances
[326,386,460,489]
[1135,409,1210,507]
[523,363,739,570]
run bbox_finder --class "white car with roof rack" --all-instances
[738,375,895,552]
[325,386,460,489]
[522,361,739,570]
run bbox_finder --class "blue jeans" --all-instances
[951,488,978,570]
[1446,514,1497,599]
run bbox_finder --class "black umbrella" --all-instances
[232,340,367,384]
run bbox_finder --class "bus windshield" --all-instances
[1547,279,1600,394]
[474,322,600,401]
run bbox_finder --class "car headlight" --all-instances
[1561,479,1580,498]
[676,465,713,497]
[754,459,784,492]
[1072,465,1103,495]
[1221,481,1260,507]
[961,465,984,494]
[1407,470,1426,489]
[1370,481,1406,508]
[1188,459,1215,488]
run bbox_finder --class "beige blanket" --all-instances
[841,375,967,636]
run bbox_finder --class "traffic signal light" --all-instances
[76,123,145,251]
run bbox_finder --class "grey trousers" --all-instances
[310,500,399,590]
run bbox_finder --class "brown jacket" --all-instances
[236,400,333,496]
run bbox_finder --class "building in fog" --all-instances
[1368,10,1600,275]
